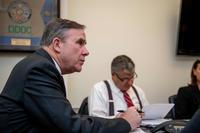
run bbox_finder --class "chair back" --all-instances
[168,95,177,119]
[78,97,89,115]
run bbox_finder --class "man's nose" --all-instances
[127,79,134,86]
[83,46,89,56]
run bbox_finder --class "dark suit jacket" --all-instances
[0,48,130,133]
[181,108,200,133]
[175,85,200,119]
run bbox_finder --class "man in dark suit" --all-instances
[0,18,141,133]
[181,108,200,133]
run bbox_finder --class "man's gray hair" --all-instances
[111,55,135,74]
[40,18,85,46]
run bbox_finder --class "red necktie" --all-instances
[122,91,134,107]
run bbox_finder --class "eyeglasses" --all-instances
[115,72,137,83]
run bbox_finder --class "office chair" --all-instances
[168,94,177,119]
[78,97,89,115]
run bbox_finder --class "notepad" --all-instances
[142,103,174,120]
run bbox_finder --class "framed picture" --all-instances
[0,0,60,52]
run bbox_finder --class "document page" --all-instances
[130,128,146,133]
[141,119,171,127]
[142,103,174,120]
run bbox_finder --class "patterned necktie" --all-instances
[122,91,134,107]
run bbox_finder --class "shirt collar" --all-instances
[110,79,133,94]
[110,79,123,93]
[51,57,62,75]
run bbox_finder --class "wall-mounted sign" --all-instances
[0,0,60,52]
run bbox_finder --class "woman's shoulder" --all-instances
[178,84,197,93]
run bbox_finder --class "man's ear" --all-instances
[52,37,62,53]
[111,72,115,76]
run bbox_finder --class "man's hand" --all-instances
[118,107,141,130]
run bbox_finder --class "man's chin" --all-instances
[63,67,82,74]
[75,67,82,72]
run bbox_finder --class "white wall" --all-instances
[66,0,198,108]
[0,0,198,109]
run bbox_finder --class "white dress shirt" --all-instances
[88,79,149,118]
[51,57,61,74]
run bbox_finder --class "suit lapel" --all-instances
[35,48,67,97]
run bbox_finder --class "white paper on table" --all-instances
[142,103,174,120]
[141,119,171,127]
[130,128,146,133]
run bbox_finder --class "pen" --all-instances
[117,110,125,113]
[117,110,144,113]
[137,110,144,113]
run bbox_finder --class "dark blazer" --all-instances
[0,49,130,133]
[175,85,200,119]
[181,108,200,133]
